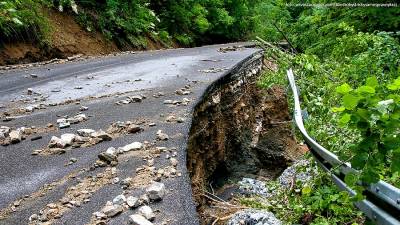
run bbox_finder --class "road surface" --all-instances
[0,44,261,225]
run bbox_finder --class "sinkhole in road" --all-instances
[186,55,305,224]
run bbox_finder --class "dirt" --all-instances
[187,55,305,224]
[0,8,167,66]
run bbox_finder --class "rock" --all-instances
[112,194,126,205]
[60,133,76,146]
[48,136,67,148]
[238,178,270,197]
[228,209,282,225]
[93,211,107,219]
[126,196,140,208]
[77,129,95,137]
[80,106,89,111]
[148,123,156,127]
[122,142,143,152]
[170,158,178,167]
[129,214,154,225]
[27,88,33,95]
[29,214,39,222]
[163,100,174,104]
[129,95,143,102]
[91,130,112,141]
[74,114,87,122]
[101,204,123,217]
[127,124,142,133]
[146,182,165,201]
[25,106,35,112]
[156,130,169,141]
[138,206,155,221]
[0,126,10,140]
[278,159,317,189]
[175,89,191,95]
[9,130,22,144]
[139,194,150,205]
[56,118,71,128]
[98,152,116,163]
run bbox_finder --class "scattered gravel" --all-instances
[238,178,271,197]
[278,159,317,189]
[228,209,282,225]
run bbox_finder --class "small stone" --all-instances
[122,142,143,152]
[98,152,117,164]
[112,194,126,205]
[126,196,140,208]
[170,158,178,167]
[60,133,76,146]
[59,121,71,129]
[148,123,156,127]
[163,100,173,104]
[80,106,89,111]
[48,136,67,148]
[77,129,95,137]
[129,214,154,225]
[91,130,112,141]
[29,214,39,222]
[138,206,155,221]
[156,130,169,141]
[9,130,22,144]
[146,182,165,201]
[139,194,150,205]
[93,211,107,219]
[127,124,142,133]
[27,88,33,95]
[74,86,83,89]
[129,95,143,102]
[101,204,123,217]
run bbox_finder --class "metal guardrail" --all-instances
[287,68,400,225]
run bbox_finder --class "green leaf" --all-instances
[343,94,360,109]
[302,185,312,195]
[332,106,345,112]
[351,153,368,170]
[366,76,378,87]
[339,113,351,125]
[387,77,400,90]
[344,173,358,186]
[391,149,400,173]
[336,83,352,94]
[356,85,375,94]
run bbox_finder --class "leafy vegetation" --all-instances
[0,0,261,48]
[0,0,49,43]
[257,1,400,224]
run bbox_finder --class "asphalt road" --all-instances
[0,44,261,225]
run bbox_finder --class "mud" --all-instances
[187,54,304,223]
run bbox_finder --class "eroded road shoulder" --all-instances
[0,44,262,225]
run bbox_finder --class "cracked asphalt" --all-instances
[0,43,261,225]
